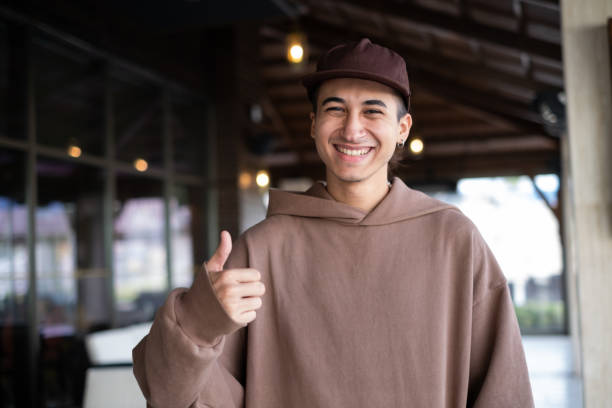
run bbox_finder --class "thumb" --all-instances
[206,230,232,272]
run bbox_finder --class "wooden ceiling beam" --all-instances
[418,124,515,138]
[405,109,471,123]
[421,134,558,156]
[410,69,546,129]
[520,0,560,11]
[307,0,561,61]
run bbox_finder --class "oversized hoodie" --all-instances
[133,177,534,408]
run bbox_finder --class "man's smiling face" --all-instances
[310,77,412,188]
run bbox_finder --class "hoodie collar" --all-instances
[266,177,455,226]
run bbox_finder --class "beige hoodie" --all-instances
[133,178,534,407]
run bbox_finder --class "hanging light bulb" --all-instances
[288,44,304,63]
[255,170,270,188]
[410,138,424,155]
[286,32,307,65]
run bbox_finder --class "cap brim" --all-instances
[301,68,411,103]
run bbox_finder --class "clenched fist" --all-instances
[206,231,265,326]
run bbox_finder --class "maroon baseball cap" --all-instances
[302,38,411,110]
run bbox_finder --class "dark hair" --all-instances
[308,83,410,178]
[388,95,408,178]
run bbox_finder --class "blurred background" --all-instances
[0,0,610,406]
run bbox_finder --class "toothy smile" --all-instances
[334,145,373,156]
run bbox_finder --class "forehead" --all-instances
[317,78,397,102]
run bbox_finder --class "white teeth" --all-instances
[336,146,370,156]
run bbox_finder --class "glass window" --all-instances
[0,21,211,408]
[114,172,166,326]
[0,148,29,406]
[33,36,105,156]
[112,69,163,170]
[36,157,105,406]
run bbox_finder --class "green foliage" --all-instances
[515,301,565,334]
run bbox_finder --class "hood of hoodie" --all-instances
[266,177,456,226]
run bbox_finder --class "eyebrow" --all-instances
[321,96,345,106]
[363,99,387,108]
[321,96,388,109]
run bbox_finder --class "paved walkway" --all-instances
[523,336,583,408]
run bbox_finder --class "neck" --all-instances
[325,171,391,213]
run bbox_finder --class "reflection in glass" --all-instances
[36,157,105,406]
[33,36,105,156]
[114,173,166,325]
[0,148,28,407]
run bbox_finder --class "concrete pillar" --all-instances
[561,1,612,406]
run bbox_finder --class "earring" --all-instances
[397,139,405,147]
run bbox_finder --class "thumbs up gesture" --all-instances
[206,231,265,325]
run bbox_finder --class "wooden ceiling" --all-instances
[255,0,563,184]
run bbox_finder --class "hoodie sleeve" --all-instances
[132,237,250,408]
[466,230,534,408]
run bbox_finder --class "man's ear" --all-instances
[398,113,413,142]
[310,112,316,139]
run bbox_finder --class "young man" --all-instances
[133,38,534,407]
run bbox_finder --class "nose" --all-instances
[341,110,366,141]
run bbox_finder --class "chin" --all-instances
[328,162,391,185]
[329,169,372,184]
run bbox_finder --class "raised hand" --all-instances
[206,231,265,325]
